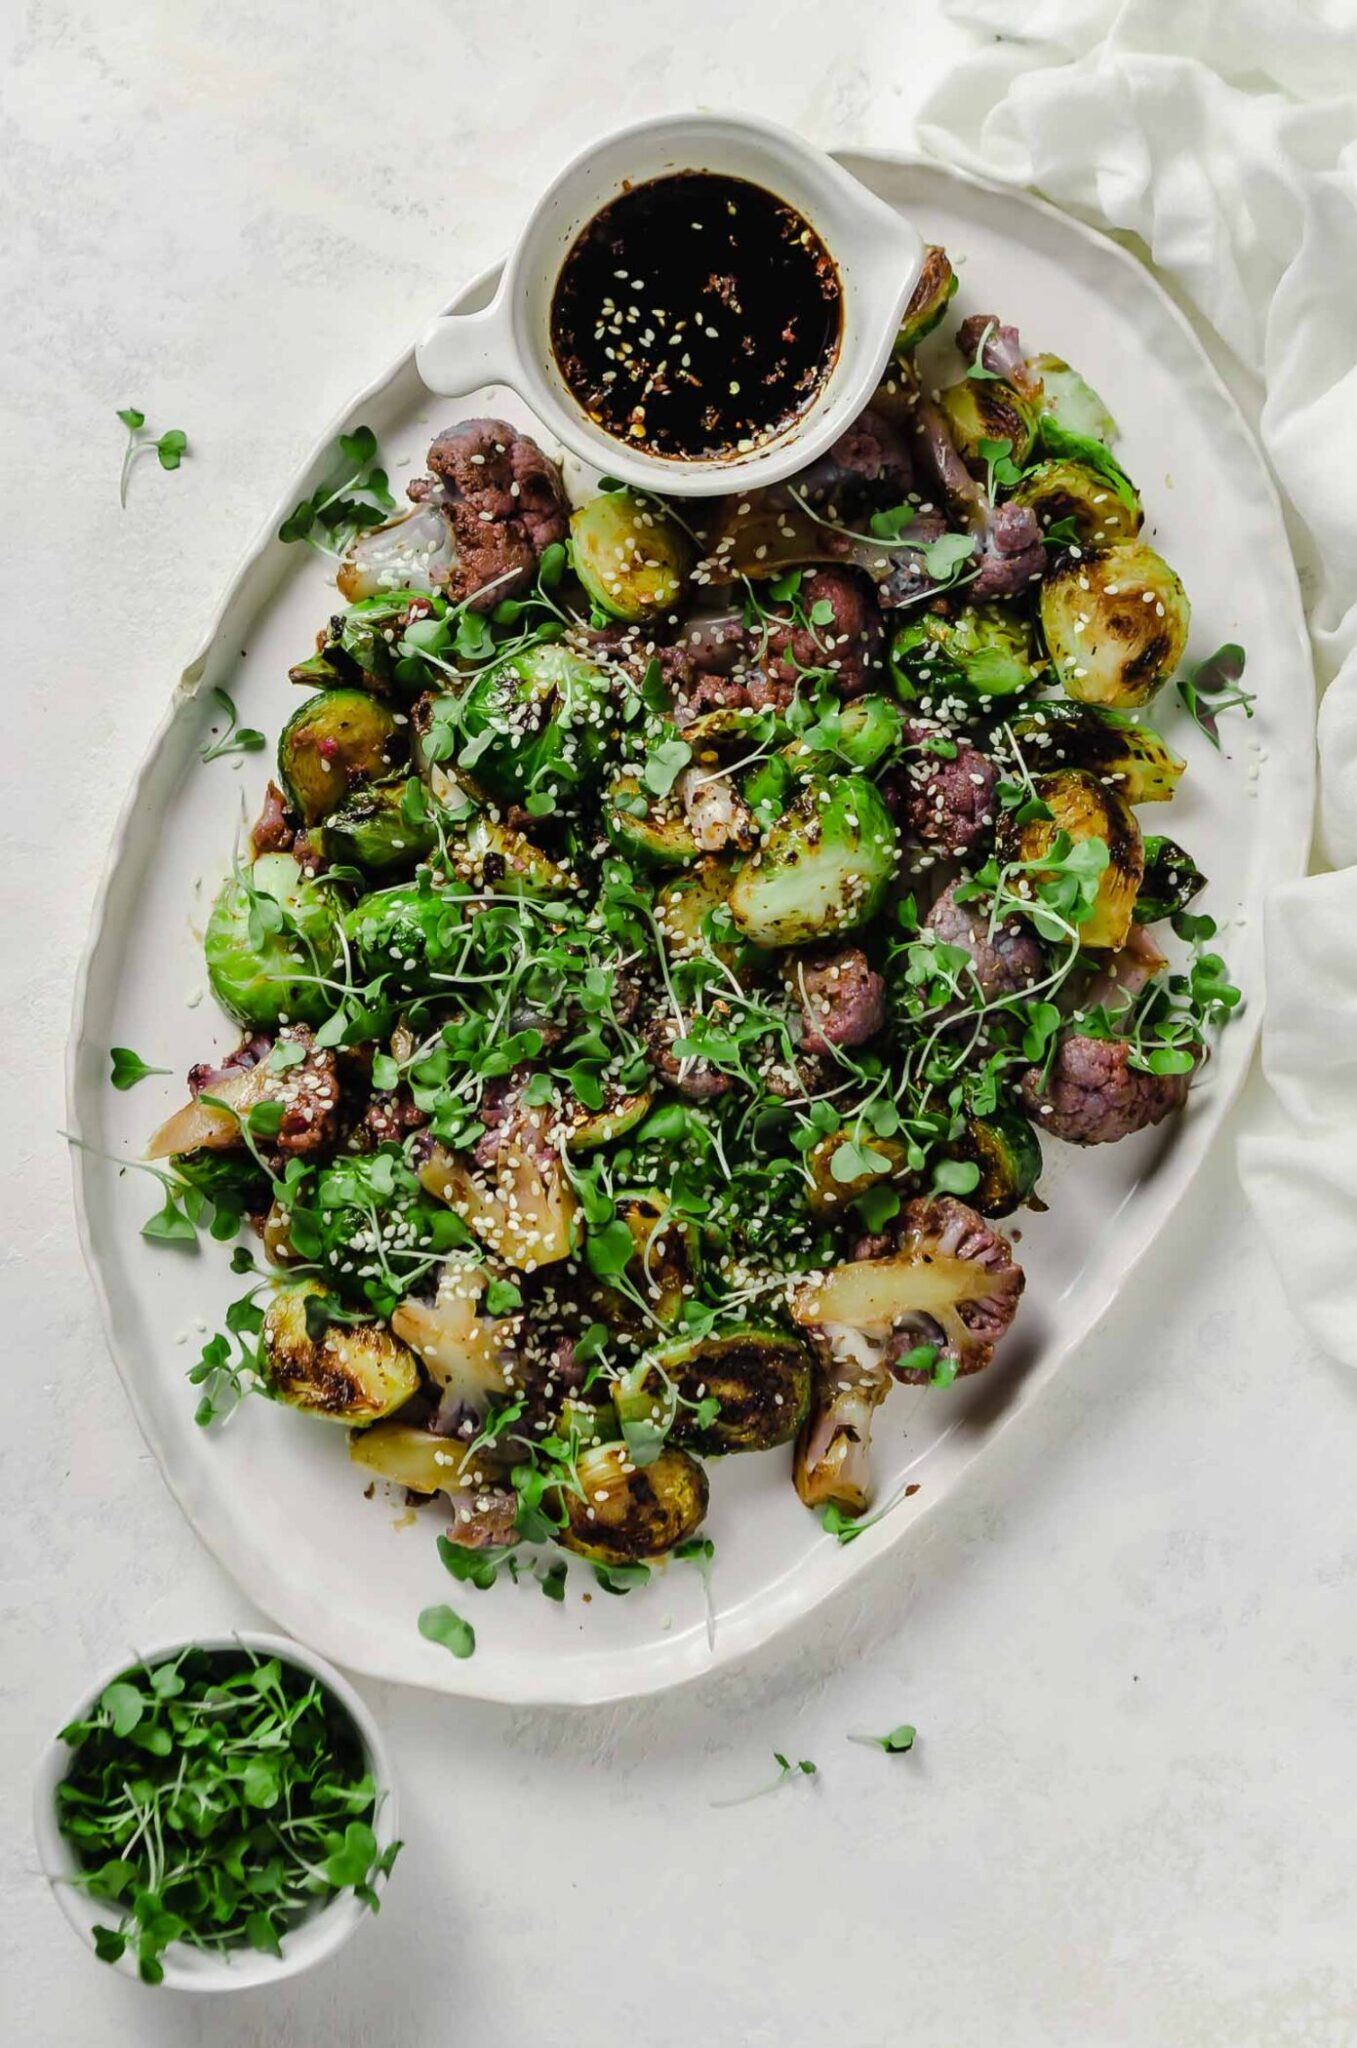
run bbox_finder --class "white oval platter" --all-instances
[69,151,1313,1704]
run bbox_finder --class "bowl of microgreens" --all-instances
[33,1633,400,1990]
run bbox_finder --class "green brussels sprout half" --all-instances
[781,695,906,776]
[1135,835,1206,923]
[456,642,613,802]
[604,775,702,869]
[204,853,344,1028]
[654,856,767,973]
[890,603,1044,703]
[1040,541,1191,709]
[556,1440,709,1564]
[730,774,897,949]
[343,878,467,989]
[323,776,438,874]
[939,377,1039,469]
[171,1147,272,1218]
[997,768,1143,950]
[290,590,440,693]
[894,244,957,354]
[1009,459,1142,546]
[743,752,797,824]
[1033,354,1118,445]
[278,688,406,826]
[616,1328,813,1456]
[804,1130,913,1218]
[262,1278,420,1424]
[447,815,578,899]
[1007,702,1185,804]
[562,1086,654,1154]
[948,1113,1043,1218]
[570,491,693,623]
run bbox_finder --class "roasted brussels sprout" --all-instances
[794,1352,893,1512]
[804,1129,912,1217]
[204,853,344,1028]
[791,1195,1025,1382]
[1007,702,1185,804]
[729,774,897,949]
[278,688,405,826]
[619,1328,813,1455]
[1009,459,1142,545]
[890,603,1043,702]
[556,1440,709,1565]
[261,1278,420,1423]
[570,490,693,623]
[938,377,1039,470]
[1135,835,1206,923]
[586,1193,696,1328]
[323,776,438,873]
[780,695,906,776]
[343,878,463,989]
[997,768,1144,951]
[1033,354,1118,444]
[290,590,438,693]
[562,1087,654,1154]
[947,1112,1043,1218]
[604,776,702,868]
[169,1147,272,1217]
[1040,541,1190,709]
[894,244,957,354]
[457,642,613,801]
[447,815,578,898]
[417,1134,577,1271]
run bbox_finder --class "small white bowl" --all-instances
[33,1632,398,1993]
[416,109,924,498]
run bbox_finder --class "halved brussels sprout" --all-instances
[1007,702,1185,804]
[205,853,344,1028]
[562,1087,654,1154]
[570,491,693,623]
[623,1328,813,1454]
[890,603,1044,702]
[997,768,1144,950]
[290,590,439,694]
[1033,354,1118,444]
[347,1422,505,1496]
[743,753,797,823]
[556,1440,709,1565]
[323,776,438,873]
[894,244,957,354]
[261,1279,419,1423]
[804,1129,912,1218]
[1135,835,1206,923]
[170,1148,271,1216]
[343,879,464,989]
[1009,459,1142,545]
[1040,541,1191,709]
[588,1192,696,1328]
[939,377,1039,470]
[781,695,906,776]
[604,775,702,868]
[278,688,405,826]
[447,815,578,898]
[948,1113,1043,1218]
[654,856,764,973]
[417,1136,577,1271]
[457,643,613,801]
[681,705,787,754]
[729,774,897,949]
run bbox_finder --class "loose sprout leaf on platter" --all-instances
[1176,642,1255,748]
[417,1603,477,1657]
[109,1047,169,1091]
[116,408,189,507]
[278,423,396,553]
[848,1723,917,1754]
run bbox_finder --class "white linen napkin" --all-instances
[915,0,1357,1363]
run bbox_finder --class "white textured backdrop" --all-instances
[4,5,1356,2044]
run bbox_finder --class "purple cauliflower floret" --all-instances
[788,945,888,1057]
[644,1015,732,1101]
[956,313,1044,401]
[924,878,1044,1003]
[415,417,568,609]
[765,567,885,697]
[891,732,998,857]
[790,406,914,504]
[970,501,1047,600]
[1019,1034,1192,1145]
[881,1196,1025,1381]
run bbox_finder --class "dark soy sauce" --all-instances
[550,171,842,462]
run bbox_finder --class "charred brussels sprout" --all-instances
[1040,542,1191,709]
[998,768,1144,951]
[948,1113,1043,1217]
[562,1087,654,1154]
[204,853,343,1028]
[604,775,702,868]
[729,774,897,949]
[343,878,465,988]
[570,490,693,623]
[1007,702,1185,804]
[290,590,439,693]
[1009,459,1142,546]
[278,688,405,826]
[890,603,1043,702]
[323,776,438,873]
[1135,835,1206,923]
[939,377,1039,470]
[556,1441,709,1565]
[447,815,577,899]
[1033,354,1118,445]
[781,695,906,776]
[894,244,957,354]
[804,1130,912,1218]
[457,643,613,801]
[618,1328,813,1455]
[262,1279,419,1423]
[654,857,762,971]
